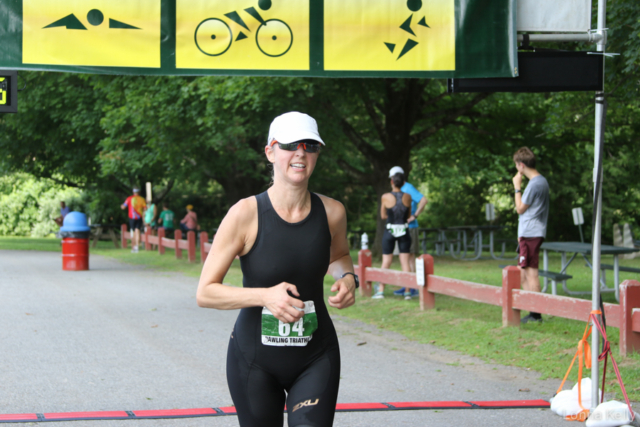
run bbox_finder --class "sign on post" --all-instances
[572,207,584,226]
[572,207,585,243]
[416,257,425,287]
[485,203,496,222]
[516,0,592,32]
[0,0,517,78]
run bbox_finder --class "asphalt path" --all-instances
[0,250,572,426]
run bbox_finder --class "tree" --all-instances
[298,78,491,254]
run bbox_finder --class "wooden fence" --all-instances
[355,249,640,356]
[121,227,233,264]
[119,230,640,355]
[120,225,198,263]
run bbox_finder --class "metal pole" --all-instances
[517,33,604,44]
[591,0,607,411]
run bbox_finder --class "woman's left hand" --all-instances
[328,276,356,309]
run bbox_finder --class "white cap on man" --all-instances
[389,166,405,178]
[267,112,325,146]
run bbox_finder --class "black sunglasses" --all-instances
[271,140,322,153]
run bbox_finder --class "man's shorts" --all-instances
[129,218,143,231]
[518,237,544,269]
[408,228,420,255]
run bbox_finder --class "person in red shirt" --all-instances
[180,204,198,233]
[121,188,147,253]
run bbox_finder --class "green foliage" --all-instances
[409,0,640,243]
[1,0,639,241]
[0,173,83,237]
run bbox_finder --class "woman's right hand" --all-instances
[263,282,305,324]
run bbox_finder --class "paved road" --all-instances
[0,250,572,426]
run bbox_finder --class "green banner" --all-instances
[0,0,517,78]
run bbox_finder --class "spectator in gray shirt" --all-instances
[512,147,549,324]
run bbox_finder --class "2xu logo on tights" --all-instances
[292,398,319,412]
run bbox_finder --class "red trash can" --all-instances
[62,238,89,271]
[59,211,91,271]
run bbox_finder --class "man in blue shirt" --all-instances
[388,166,428,297]
[54,201,70,227]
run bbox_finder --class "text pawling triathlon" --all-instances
[262,336,311,344]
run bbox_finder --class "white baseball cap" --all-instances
[389,166,405,178]
[267,112,325,146]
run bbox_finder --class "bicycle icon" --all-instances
[194,2,293,58]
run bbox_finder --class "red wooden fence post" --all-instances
[502,266,521,327]
[619,280,640,356]
[144,228,151,251]
[200,232,209,263]
[175,230,182,259]
[357,249,372,297]
[419,254,435,310]
[151,229,157,251]
[157,228,165,255]
[187,231,196,263]
[121,224,128,249]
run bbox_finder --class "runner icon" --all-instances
[195,1,293,57]
[384,0,430,60]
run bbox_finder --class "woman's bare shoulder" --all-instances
[222,196,258,229]
[381,192,395,206]
[316,194,347,239]
[316,194,346,217]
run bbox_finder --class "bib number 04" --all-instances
[261,301,318,347]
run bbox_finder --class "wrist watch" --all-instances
[340,272,359,289]
[515,189,522,194]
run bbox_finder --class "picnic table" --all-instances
[90,224,120,248]
[438,225,513,261]
[541,241,640,302]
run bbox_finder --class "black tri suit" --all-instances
[381,191,411,255]
[226,191,340,427]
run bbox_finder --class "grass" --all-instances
[2,236,640,401]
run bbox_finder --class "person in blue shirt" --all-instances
[388,167,428,297]
[54,201,70,227]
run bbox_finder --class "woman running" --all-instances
[372,172,412,299]
[197,112,358,427]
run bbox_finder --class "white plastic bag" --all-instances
[550,378,601,417]
[585,400,639,427]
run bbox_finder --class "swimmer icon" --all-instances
[194,2,293,58]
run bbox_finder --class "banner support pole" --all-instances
[591,0,607,411]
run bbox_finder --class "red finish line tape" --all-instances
[0,400,551,423]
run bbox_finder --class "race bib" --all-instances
[261,301,318,347]
[387,223,408,238]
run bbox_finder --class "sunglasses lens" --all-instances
[277,142,322,153]
[304,144,321,153]
[278,143,297,151]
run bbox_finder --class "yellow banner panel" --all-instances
[22,0,161,68]
[324,0,455,71]
[176,0,309,70]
